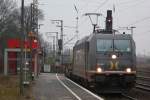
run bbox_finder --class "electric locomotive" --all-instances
[65,10,136,93]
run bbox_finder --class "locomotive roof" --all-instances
[75,33,132,46]
[95,33,132,39]
[75,35,91,45]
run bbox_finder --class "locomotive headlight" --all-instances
[97,67,102,73]
[25,61,29,65]
[111,54,117,59]
[126,68,131,73]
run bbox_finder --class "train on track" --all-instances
[64,10,136,93]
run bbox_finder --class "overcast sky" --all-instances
[16,0,150,56]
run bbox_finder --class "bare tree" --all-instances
[0,2,44,38]
[23,6,44,34]
[0,0,16,33]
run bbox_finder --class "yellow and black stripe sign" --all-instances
[110,61,119,70]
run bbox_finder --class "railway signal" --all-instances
[51,20,64,65]
[58,39,62,50]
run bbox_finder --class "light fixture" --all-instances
[126,68,131,73]
[25,61,29,65]
[34,39,37,43]
[112,54,117,59]
[97,67,102,73]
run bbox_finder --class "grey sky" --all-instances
[16,0,150,55]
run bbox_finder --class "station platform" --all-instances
[33,73,104,100]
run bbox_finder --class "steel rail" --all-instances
[136,82,150,91]
[137,75,150,80]
[121,93,138,100]
[136,73,150,91]
[137,70,150,73]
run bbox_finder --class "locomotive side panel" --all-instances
[72,39,87,78]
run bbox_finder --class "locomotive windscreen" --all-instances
[97,39,113,52]
[97,39,131,52]
[114,40,131,52]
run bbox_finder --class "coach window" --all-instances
[97,39,113,52]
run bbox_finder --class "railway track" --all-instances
[66,68,150,100]
[136,70,150,92]
[136,82,150,91]
[137,70,150,73]
[97,93,138,100]
[68,76,137,100]
[121,93,138,100]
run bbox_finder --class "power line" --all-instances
[79,0,104,11]
[119,0,148,12]
[93,0,109,12]
[79,0,109,27]
[134,22,150,28]
[135,30,150,37]
[119,0,135,4]
[119,0,143,5]
[64,34,77,46]
[127,16,150,26]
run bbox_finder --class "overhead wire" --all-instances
[79,0,104,11]
[119,0,149,12]
[119,0,143,6]
[116,0,150,31]
[135,30,150,37]
[93,0,109,12]
[78,0,149,31]
[127,16,150,26]
[124,16,150,38]
[64,34,77,46]
[79,0,109,27]
[75,0,150,35]
[119,0,135,5]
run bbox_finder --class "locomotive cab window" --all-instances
[97,39,131,52]
[114,40,131,52]
[97,39,113,52]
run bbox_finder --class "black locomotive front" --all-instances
[69,10,136,93]
[87,34,136,92]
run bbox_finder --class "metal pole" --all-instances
[30,3,33,80]
[74,4,79,40]
[52,36,55,58]
[46,32,58,55]
[51,20,64,73]
[32,0,39,77]
[76,17,79,40]
[56,32,58,57]
[60,20,63,66]
[46,32,59,71]
[131,28,133,37]
[130,26,136,37]
[20,0,24,95]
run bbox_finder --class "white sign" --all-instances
[44,64,51,72]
